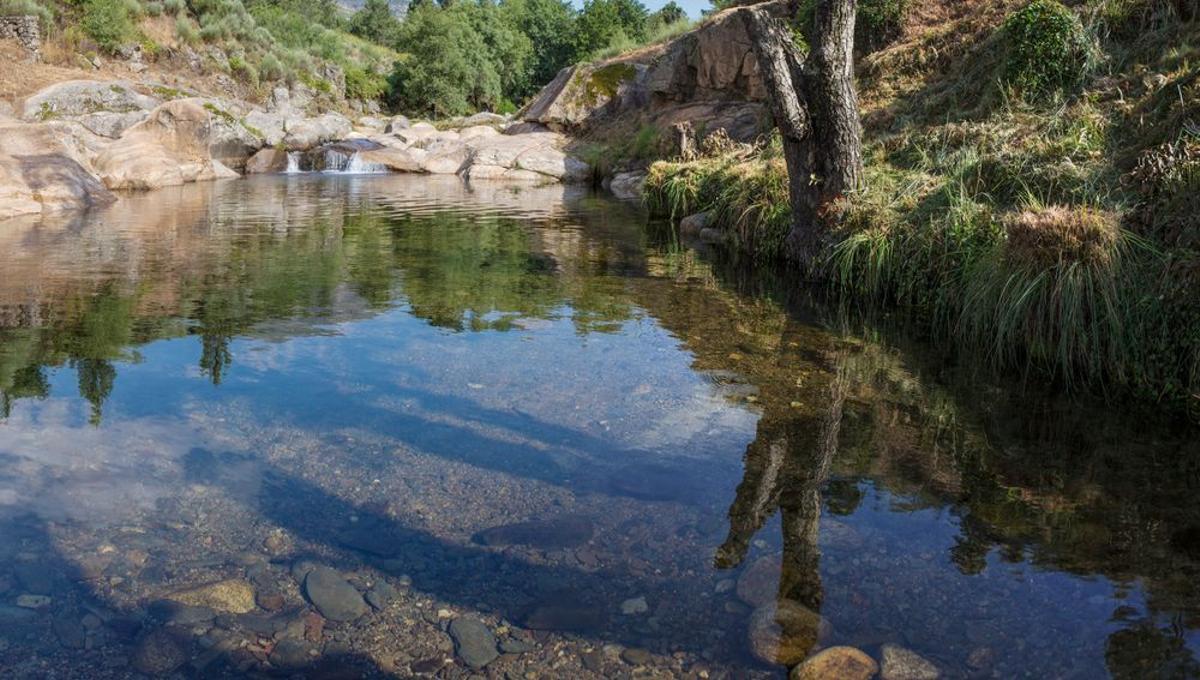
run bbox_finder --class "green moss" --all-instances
[583,62,637,106]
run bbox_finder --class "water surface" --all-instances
[0,175,1198,678]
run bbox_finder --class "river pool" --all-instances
[0,175,1197,678]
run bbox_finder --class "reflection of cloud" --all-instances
[0,399,213,525]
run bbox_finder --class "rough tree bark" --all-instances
[739,0,864,267]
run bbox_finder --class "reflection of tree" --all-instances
[1106,619,1200,679]
[72,358,116,426]
[715,322,848,612]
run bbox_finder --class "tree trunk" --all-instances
[739,0,864,267]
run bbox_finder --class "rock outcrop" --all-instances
[0,119,115,218]
[517,6,780,143]
[94,99,238,190]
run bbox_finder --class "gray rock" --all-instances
[698,227,724,244]
[609,171,646,201]
[270,638,314,669]
[77,110,148,138]
[679,211,712,236]
[21,80,159,121]
[499,637,533,654]
[132,630,188,675]
[365,582,399,611]
[880,644,941,680]
[448,617,499,669]
[53,616,87,649]
[385,115,411,133]
[472,515,594,549]
[303,567,367,622]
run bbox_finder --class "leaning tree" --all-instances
[737,0,864,267]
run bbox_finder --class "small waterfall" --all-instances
[341,152,389,174]
[285,152,302,174]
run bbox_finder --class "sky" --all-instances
[572,0,712,18]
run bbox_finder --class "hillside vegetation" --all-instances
[644,0,1200,416]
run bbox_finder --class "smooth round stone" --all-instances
[448,617,498,669]
[270,638,315,669]
[471,515,594,549]
[303,567,367,622]
[791,646,878,680]
[132,630,188,675]
[747,599,832,666]
[736,554,782,607]
[880,644,941,680]
[167,579,256,614]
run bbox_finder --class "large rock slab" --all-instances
[0,120,115,218]
[21,80,159,122]
[94,99,239,190]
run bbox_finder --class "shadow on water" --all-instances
[2,176,1200,678]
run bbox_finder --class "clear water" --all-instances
[0,175,1197,679]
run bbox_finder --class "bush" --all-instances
[228,54,259,86]
[175,15,198,42]
[259,51,285,81]
[344,65,388,101]
[163,0,184,13]
[857,0,910,50]
[82,0,137,52]
[1002,0,1093,100]
[143,0,162,16]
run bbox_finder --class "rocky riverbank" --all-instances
[0,78,594,220]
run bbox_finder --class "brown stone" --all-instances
[747,599,832,666]
[791,646,878,680]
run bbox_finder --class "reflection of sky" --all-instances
[0,299,758,525]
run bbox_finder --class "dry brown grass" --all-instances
[1003,205,1120,267]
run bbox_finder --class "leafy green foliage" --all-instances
[348,0,401,45]
[1002,0,1092,100]
[856,0,910,50]
[344,64,388,100]
[572,0,649,61]
[81,0,138,52]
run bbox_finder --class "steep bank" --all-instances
[629,0,1199,417]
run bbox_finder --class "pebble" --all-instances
[132,629,188,675]
[791,646,877,680]
[499,637,533,654]
[472,515,594,549]
[621,596,649,615]
[270,638,315,669]
[736,555,782,607]
[16,594,52,609]
[168,579,257,614]
[304,567,368,622]
[880,644,941,680]
[448,617,499,669]
[747,599,832,666]
[621,648,653,665]
[366,581,400,610]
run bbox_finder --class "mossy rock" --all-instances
[583,63,638,107]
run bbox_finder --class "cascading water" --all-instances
[285,152,302,174]
[340,152,389,174]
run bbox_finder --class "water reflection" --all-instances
[0,175,1197,678]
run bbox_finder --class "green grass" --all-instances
[644,21,1200,414]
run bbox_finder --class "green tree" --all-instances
[349,0,401,45]
[655,0,684,24]
[572,0,648,61]
[501,0,576,96]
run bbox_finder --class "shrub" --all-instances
[228,54,259,86]
[174,14,198,42]
[259,51,285,81]
[143,0,162,16]
[344,65,388,101]
[1001,0,1093,100]
[163,0,184,13]
[82,0,137,52]
[857,0,911,50]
